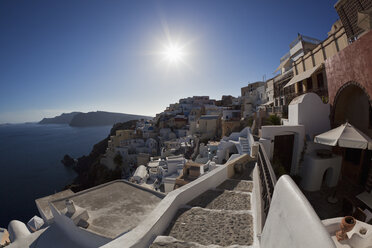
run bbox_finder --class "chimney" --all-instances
[65,199,76,215]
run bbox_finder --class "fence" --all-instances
[257,143,277,226]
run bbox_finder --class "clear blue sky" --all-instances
[0,0,339,123]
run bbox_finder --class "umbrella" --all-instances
[314,122,372,150]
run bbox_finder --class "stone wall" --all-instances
[325,30,372,106]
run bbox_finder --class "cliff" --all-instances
[69,111,152,127]
[65,120,138,192]
[39,111,152,127]
[39,112,81,124]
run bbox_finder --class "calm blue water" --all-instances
[0,123,112,228]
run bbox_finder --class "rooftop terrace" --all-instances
[36,189,75,224]
[51,181,164,239]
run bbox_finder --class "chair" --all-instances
[353,207,367,222]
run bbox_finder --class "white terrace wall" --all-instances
[101,154,250,248]
[50,204,110,248]
[261,175,335,248]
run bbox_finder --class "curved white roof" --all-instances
[289,92,323,105]
[133,165,148,179]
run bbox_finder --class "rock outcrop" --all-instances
[61,154,76,167]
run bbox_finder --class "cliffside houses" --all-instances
[100,127,157,171]
[98,93,261,193]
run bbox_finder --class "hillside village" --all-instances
[2,0,372,247]
[100,93,259,192]
[97,11,363,194]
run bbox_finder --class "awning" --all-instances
[274,58,291,73]
[314,122,372,150]
[284,63,323,88]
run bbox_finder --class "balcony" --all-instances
[285,87,328,104]
[265,105,287,116]
[289,34,321,49]
[274,69,293,84]
[280,52,290,63]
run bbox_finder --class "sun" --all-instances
[162,43,185,64]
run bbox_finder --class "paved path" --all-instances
[151,176,254,247]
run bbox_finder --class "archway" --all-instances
[333,82,372,137]
[333,82,372,186]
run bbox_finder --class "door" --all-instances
[273,134,294,174]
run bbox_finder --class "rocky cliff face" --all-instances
[69,111,152,127]
[65,120,138,192]
[39,111,152,127]
[39,112,81,124]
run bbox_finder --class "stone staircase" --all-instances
[239,137,250,154]
[151,173,254,247]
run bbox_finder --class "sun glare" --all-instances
[162,43,185,64]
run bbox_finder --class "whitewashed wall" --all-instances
[261,175,335,248]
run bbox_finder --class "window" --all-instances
[317,73,324,88]
[306,77,313,90]
[298,82,303,93]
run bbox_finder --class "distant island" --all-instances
[39,111,152,127]
[39,112,82,125]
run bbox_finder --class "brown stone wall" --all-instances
[222,121,241,137]
[325,30,372,106]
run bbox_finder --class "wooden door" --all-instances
[273,134,294,174]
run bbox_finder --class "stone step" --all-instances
[187,189,251,211]
[217,179,253,193]
[232,162,256,181]
[150,236,211,248]
[162,207,253,247]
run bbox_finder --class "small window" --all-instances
[298,82,303,93]
[317,73,324,88]
[307,77,313,90]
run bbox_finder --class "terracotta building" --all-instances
[326,2,372,191]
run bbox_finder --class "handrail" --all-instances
[289,34,321,49]
[257,143,277,227]
[280,52,290,63]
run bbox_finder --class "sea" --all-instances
[0,123,112,228]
